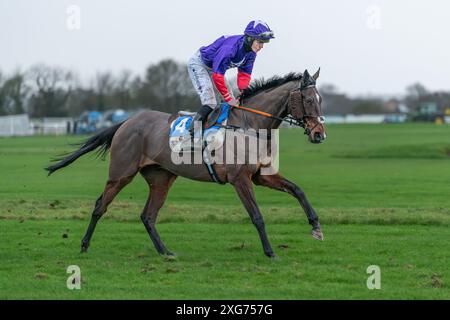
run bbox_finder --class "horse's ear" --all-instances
[303,69,310,79]
[302,69,310,84]
[312,67,320,81]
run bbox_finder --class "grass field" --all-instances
[1,123,450,299]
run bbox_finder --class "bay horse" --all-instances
[46,69,326,258]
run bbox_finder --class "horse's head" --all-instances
[287,69,326,144]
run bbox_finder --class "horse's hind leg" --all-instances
[80,174,136,252]
[139,166,177,255]
[80,138,142,252]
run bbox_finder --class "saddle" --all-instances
[168,105,225,129]
[167,103,231,185]
[168,103,231,142]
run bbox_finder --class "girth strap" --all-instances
[202,143,225,185]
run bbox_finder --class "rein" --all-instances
[231,105,304,128]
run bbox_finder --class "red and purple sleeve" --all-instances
[237,72,251,91]
[212,73,232,101]
[237,52,256,90]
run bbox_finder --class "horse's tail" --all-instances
[45,121,125,176]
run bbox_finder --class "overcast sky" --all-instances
[1,0,449,96]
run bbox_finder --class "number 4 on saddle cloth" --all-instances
[169,103,231,152]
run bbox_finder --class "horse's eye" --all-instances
[306,98,313,104]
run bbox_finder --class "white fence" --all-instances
[282,114,408,127]
[0,114,33,137]
[31,118,73,135]
[325,114,407,124]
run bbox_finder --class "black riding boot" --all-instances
[188,105,213,136]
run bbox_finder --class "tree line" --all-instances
[318,82,450,115]
[1,59,449,117]
[0,59,200,117]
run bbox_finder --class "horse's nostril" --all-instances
[314,132,322,141]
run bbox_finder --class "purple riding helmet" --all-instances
[244,20,275,42]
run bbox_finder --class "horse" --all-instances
[45,69,326,258]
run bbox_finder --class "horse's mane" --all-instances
[242,72,303,99]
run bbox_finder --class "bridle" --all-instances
[286,84,325,135]
[232,84,324,136]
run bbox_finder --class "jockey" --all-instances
[187,20,275,135]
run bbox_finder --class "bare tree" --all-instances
[114,70,133,108]
[93,71,116,111]
[28,64,74,117]
[406,83,429,99]
[404,83,432,112]
[142,59,197,112]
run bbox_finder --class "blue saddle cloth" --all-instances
[169,103,231,139]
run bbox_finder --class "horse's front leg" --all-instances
[232,175,275,258]
[252,172,324,241]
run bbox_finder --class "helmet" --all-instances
[244,20,275,43]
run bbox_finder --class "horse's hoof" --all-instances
[159,250,175,257]
[266,252,277,259]
[163,254,177,262]
[311,229,324,241]
[80,247,88,253]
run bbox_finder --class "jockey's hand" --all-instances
[227,97,239,107]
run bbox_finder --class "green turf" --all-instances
[1,220,448,299]
[1,124,450,299]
